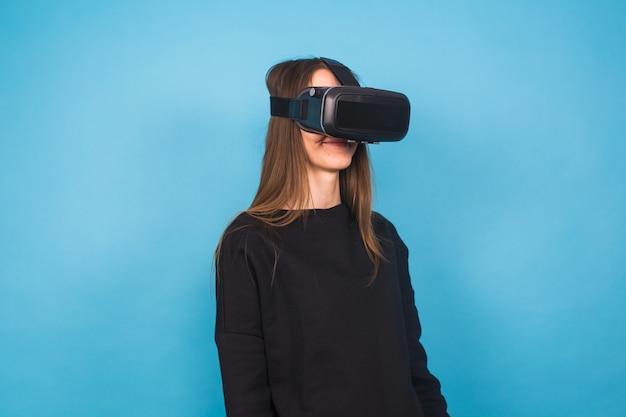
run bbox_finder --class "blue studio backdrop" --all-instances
[1,1,624,416]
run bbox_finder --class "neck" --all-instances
[304,169,341,209]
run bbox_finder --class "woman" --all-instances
[215,57,449,417]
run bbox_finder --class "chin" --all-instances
[330,161,354,171]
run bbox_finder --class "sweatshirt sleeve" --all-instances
[391,223,450,417]
[215,222,277,417]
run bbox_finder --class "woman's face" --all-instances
[301,68,358,176]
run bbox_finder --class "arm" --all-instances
[393,227,450,417]
[215,224,277,417]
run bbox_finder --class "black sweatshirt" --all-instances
[215,204,449,417]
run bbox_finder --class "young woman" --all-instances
[215,58,449,417]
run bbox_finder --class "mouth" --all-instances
[322,138,357,148]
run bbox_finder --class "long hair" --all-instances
[218,58,386,279]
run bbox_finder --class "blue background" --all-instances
[1,1,624,416]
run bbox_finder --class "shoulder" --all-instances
[373,211,408,254]
[372,211,400,238]
[219,212,279,257]
[224,211,262,234]
[222,212,267,244]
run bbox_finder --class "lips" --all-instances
[322,139,354,148]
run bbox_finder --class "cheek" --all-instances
[300,131,323,155]
[301,131,323,144]
[347,143,360,158]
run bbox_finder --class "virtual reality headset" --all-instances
[269,58,410,143]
